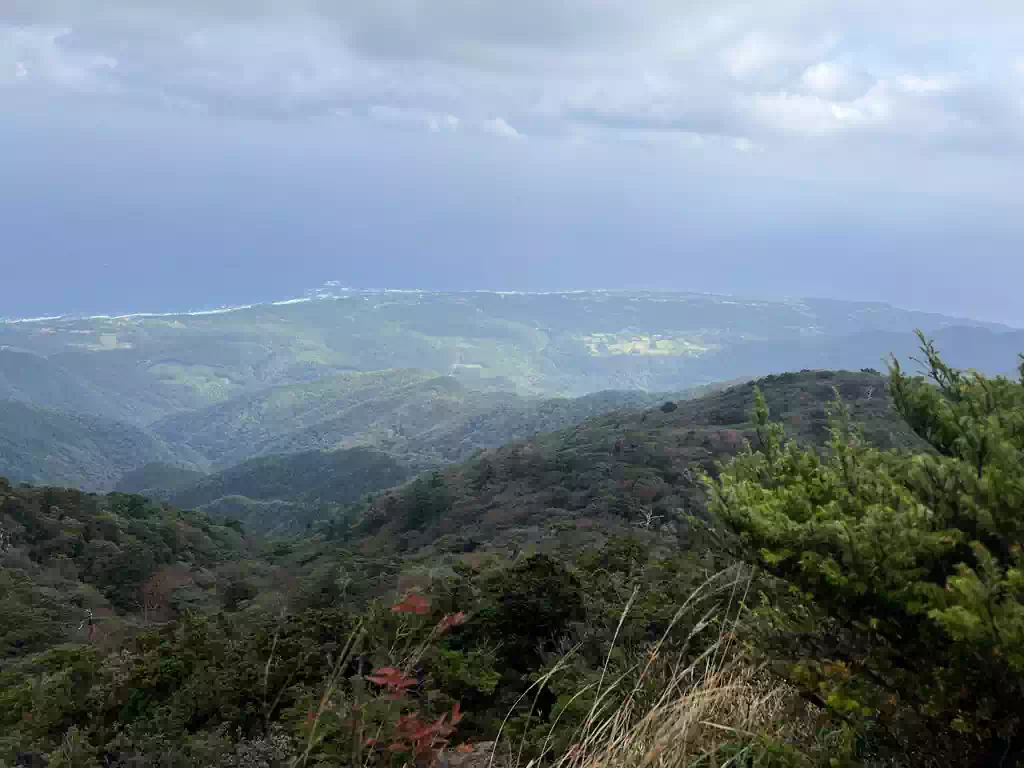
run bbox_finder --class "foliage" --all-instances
[169,448,410,511]
[340,370,917,560]
[705,334,1024,765]
[0,483,246,659]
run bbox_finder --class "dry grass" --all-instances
[484,567,815,768]
[543,663,796,768]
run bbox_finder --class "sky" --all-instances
[2,1,1024,324]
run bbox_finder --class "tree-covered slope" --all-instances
[333,370,924,557]
[114,462,207,495]
[151,367,739,469]
[0,480,247,659]
[0,400,202,491]
[140,382,741,536]
[150,369,514,467]
[166,447,414,531]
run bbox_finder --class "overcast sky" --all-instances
[3,1,1024,323]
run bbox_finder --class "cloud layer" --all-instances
[4,0,1024,150]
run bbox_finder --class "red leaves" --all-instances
[366,666,418,692]
[437,611,467,634]
[364,702,468,763]
[392,593,431,614]
[362,594,470,765]
[391,592,468,634]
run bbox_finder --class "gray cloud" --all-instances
[4,0,1023,149]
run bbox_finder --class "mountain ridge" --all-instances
[3,291,1016,430]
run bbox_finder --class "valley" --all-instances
[2,289,1019,507]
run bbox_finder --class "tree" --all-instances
[474,554,585,671]
[137,565,193,622]
[704,334,1024,767]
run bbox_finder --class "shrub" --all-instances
[705,334,1024,765]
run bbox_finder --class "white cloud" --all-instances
[802,62,845,93]
[897,74,958,93]
[2,2,1023,152]
[723,36,784,79]
[1,24,117,88]
[369,105,462,134]
[482,116,523,139]
[753,91,845,137]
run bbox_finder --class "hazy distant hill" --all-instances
[114,462,207,495]
[2,291,1015,426]
[0,400,201,491]
[168,446,412,511]
[150,369,451,466]
[0,349,115,418]
[4,363,723,494]
[685,326,1024,382]
[159,447,414,534]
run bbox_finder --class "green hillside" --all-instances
[0,400,202,491]
[2,348,1020,767]
[3,291,1016,425]
[139,380,737,534]
[150,369,511,467]
[114,462,207,495]
[1,365,721,494]
[167,447,414,531]
[333,370,923,557]
[0,480,247,659]
[2,369,885,767]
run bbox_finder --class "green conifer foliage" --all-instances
[705,333,1024,766]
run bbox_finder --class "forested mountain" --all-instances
[1,363,728,496]
[3,345,1022,767]
[3,290,1016,494]
[149,369,521,468]
[130,381,737,533]
[166,447,414,534]
[0,400,203,491]
[332,369,921,556]
[2,360,991,768]
[151,372,721,470]
[0,481,247,659]
[3,290,1016,426]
